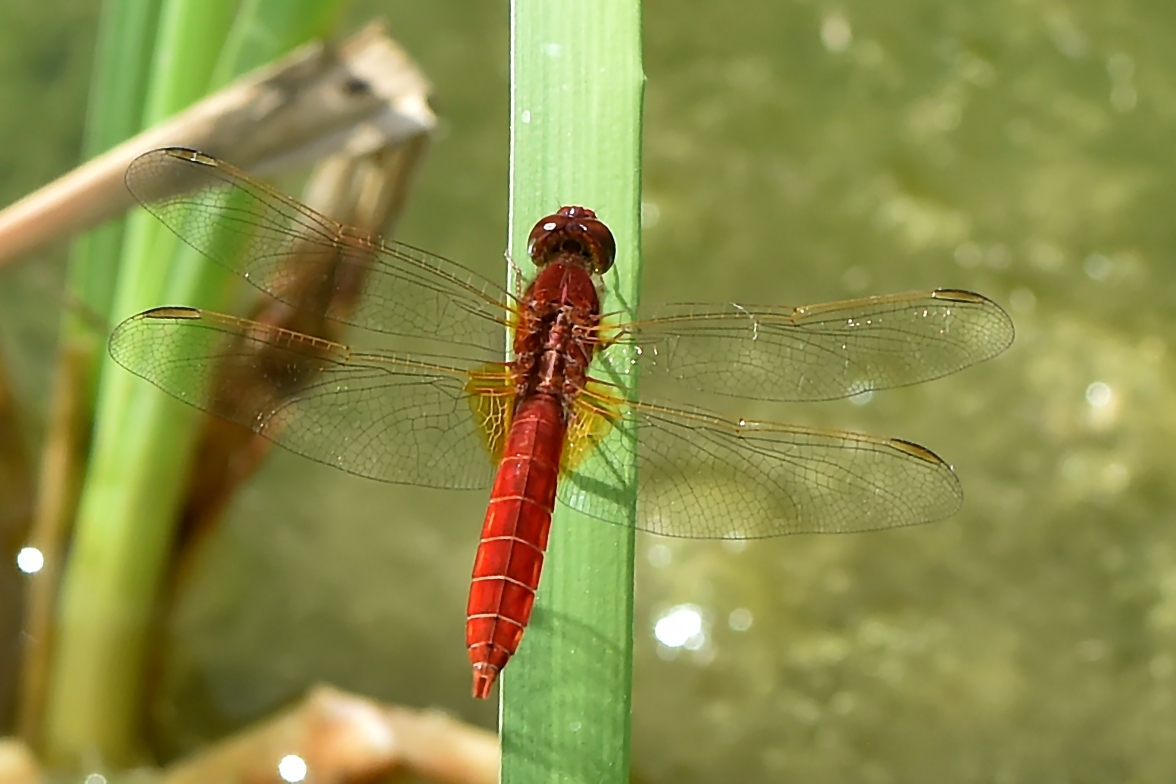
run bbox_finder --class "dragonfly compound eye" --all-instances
[527,206,616,274]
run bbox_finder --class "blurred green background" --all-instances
[4,0,1176,782]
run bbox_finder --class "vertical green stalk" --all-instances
[42,0,345,767]
[17,0,160,749]
[67,0,161,344]
[501,2,644,783]
[42,0,237,767]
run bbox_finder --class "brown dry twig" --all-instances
[0,21,434,269]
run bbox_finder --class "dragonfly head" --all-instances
[527,206,616,274]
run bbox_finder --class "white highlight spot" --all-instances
[654,604,705,649]
[647,544,671,568]
[1008,287,1037,314]
[16,547,43,574]
[541,43,563,57]
[521,109,531,123]
[849,390,873,406]
[83,775,106,784]
[641,200,661,228]
[1083,253,1112,280]
[821,13,852,52]
[729,608,753,631]
[1085,381,1112,408]
[278,754,308,782]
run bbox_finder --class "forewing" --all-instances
[125,148,510,351]
[109,307,503,489]
[622,289,1013,402]
[558,395,961,538]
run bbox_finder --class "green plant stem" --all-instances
[500,1,644,782]
[68,0,161,341]
[42,0,344,767]
[17,0,161,752]
[41,0,238,767]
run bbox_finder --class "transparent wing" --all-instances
[558,393,962,539]
[620,289,1013,402]
[109,307,506,489]
[125,147,511,351]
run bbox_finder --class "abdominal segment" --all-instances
[466,393,566,698]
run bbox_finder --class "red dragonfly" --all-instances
[109,148,1013,698]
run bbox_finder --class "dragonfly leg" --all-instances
[504,250,527,298]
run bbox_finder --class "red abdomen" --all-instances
[466,393,566,698]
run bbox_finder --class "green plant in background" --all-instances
[40,0,348,767]
[500,1,643,782]
[18,0,160,751]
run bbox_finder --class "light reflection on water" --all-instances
[647,544,672,568]
[728,608,753,631]
[654,604,706,651]
[1085,380,1112,407]
[277,755,307,783]
[15,546,43,574]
